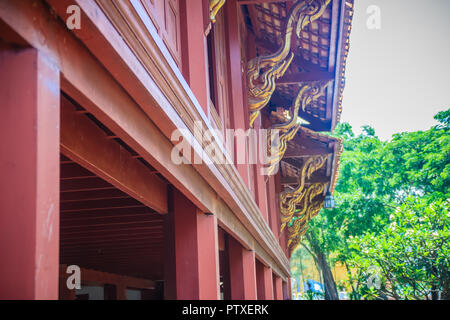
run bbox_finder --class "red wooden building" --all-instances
[0,0,352,300]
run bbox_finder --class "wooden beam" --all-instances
[60,189,130,202]
[270,92,331,131]
[278,70,334,84]
[59,265,155,290]
[247,3,263,39]
[255,36,278,52]
[284,146,330,158]
[255,38,332,76]
[293,55,330,74]
[61,97,168,214]
[61,162,97,180]
[238,0,287,4]
[325,0,342,123]
[288,133,331,154]
[280,175,330,186]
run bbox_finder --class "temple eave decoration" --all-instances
[247,0,332,128]
[244,0,352,255]
[281,131,343,255]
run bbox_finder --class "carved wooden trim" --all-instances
[279,154,328,232]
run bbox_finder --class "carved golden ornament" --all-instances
[286,195,324,247]
[287,197,324,254]
[266,124,301,176]
[247,0,332,127]
[279,154,328,232]
[210,0,226,23]
[288,225,309,255]
[266,81,331,175]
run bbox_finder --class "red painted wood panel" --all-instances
[179,0,209,113]
[273,274,283,300]
[142,0,182,66]
[211,9,231,132]
[228,237,257,299]
[0,49,60,299]
[164,188,220,299]
[225,0,251,188]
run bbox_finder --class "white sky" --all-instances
[340,0,450,141]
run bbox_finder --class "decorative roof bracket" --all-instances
[247,0,331,127]
[279,154,328,232]
[286,183,326,251]
[266,80,331,175]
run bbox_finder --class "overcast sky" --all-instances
[340,0,450,141]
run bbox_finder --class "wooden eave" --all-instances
[243,0,354,132]
[280,127,342,196]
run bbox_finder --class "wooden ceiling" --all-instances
[59,155,165,280]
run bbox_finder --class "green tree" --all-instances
[298,123,393,299]
[347,197,450,300]
[380,110,450,199]
[291,109,450,300]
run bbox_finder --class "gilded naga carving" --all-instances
[279,154,328,232]
[247,0,331,127]
[266,80,331,176]
[288,225,308,255]
[210,0,226,23]
[286,191,324,246]
[287,198,324,254]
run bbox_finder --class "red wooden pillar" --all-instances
[224,0,251,188]
[164,188,220,300]
[0,49,60,299]
[253,120,269,222]
[273,275,283,300]
[287,278,293,300]
[180,0,209,114]
[116,285,127,300]
[263,268,274,300]
[267,175,279,238]
[255,261,274,300]
[282,280,289,300]
[197,211,221,299]
[228,237,257,300]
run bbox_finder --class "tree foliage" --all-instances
[347,198,449,300]
[292,108,450,300]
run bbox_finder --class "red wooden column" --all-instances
[253,120,269,222]
[224,0,251,188]
[164,188,220,300]
[282,280,289,300]
[255,261,274,300]
[180,0,209,114]
[287,278,293,300]
[116,285,127,300]
[0,49,60,299]
[273,274,283,300]
[228,237,257,299]
[267,174,279,238]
